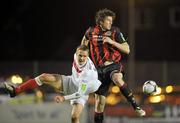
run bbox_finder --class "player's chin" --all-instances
[107,26,111,30]
[79,62,84,66]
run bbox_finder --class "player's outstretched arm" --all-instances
[81,36,89,46]
[54,92,82,103]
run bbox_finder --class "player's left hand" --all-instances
[54,95,65,103]
[103,36,114,45]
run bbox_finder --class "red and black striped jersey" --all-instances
[85,25,126,67]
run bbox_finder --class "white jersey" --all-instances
[64,54,101,100]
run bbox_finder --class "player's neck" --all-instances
[99,25,106,31]
[99,25,110,32]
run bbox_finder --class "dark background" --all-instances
[0,0,180,61]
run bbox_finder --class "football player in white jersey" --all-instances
[0,45,101,123]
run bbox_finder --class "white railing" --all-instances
[105,117,180,123]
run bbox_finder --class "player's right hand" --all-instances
[54,95,65,103]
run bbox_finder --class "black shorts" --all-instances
[95,62,124,96]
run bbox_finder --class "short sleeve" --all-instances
[115,27,127,44]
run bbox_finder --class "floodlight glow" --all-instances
[166,85,173,93]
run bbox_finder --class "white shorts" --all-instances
[61,75,89,106]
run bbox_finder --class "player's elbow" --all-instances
[126,48,130,54]
[124,47,130,54]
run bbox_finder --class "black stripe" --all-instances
[92,44,98,66]
[98,31,106,64]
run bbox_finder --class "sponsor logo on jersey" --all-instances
[91,35,103,42]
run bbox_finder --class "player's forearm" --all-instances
[64,92,82,100]
[112,41,130,54]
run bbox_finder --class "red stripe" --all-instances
[112,49,121,62]
[103,44,110,60]
[73,61,82,73]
